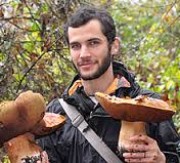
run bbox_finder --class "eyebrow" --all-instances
[69,37,103,45]
[87,38,102,42]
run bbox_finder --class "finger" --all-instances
[123,152,146,159]
[40,151,49,163]
[123,151,161,163]
[123,151,153,158]
[124,143,148,153]
[124,157,155,163]
[130,134,155,145]
[124,155,159,163]
[123,152,157,163]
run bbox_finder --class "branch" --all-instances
[16,52,46,93]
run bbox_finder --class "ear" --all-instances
[110,37,120,56]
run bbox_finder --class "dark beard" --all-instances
[73,53,112,81]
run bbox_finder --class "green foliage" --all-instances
[0,0,179,122]
[0,0,179,161]
[0,0,179,116]
[1,156,10,163]
[111,0,180,131]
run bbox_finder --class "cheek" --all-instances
[99,47,110,59]
[70,53,79,66]
[70,50,78,60]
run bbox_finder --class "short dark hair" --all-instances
[63,6,116,45]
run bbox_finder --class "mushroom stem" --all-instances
[118,121,147,153]
[4,132,43,163]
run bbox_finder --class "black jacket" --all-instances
[37,62,180,163]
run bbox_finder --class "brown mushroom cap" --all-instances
[31,112,66,136]
[0,91,66,147]
[95,92,175,122]
[0,91,46,146]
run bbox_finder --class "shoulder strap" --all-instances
[58,98,123,163]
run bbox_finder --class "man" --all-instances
[38,6,180,163]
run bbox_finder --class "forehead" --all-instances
[68,19,107,43]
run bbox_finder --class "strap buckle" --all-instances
[72,114,84,127]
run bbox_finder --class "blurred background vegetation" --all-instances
[0,0,179,161]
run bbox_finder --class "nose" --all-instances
[80,45,91,58]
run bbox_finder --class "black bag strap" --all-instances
[59,98,123,163]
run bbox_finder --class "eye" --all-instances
[88,40,100,47]
[70,43,81,50]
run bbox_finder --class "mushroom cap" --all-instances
[0,91,46,146]
[31,112,66,136]
[95,92,175,122]
[0,91,66,147]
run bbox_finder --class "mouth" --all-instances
[78,61,94,68]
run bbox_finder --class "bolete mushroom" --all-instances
[0,91,46,146]
[4,112,66,163]
[4,133,43,163]
[0,90,66,163]
[95,92,175,153]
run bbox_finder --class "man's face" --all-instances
[68,19,113,80]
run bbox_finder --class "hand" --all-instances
[37,151,49,163]
[122,134,166,163]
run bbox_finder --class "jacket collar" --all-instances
[62,61,141,117]
[68,75,130,96]
[63,61,140,98]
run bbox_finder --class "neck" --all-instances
[82,64,114,96]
